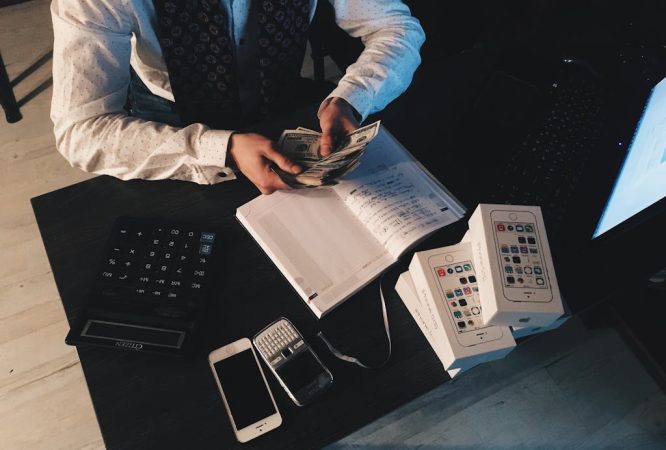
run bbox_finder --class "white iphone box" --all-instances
[407,242,515,371]
[464,204,564,327]
[395,271,476,377]
[511,296,571,338]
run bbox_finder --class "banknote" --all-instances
[274,121,381,188]
[279,132,322,168]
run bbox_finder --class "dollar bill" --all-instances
[335,121,380,150]
[279,132,322,168]
[275,120,381,188]
[296,127,320,134]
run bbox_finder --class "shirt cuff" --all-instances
[318,80,373,123]
[198,128,237,182]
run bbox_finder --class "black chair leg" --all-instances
[0,51,22,123]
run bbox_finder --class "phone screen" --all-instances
[492,221,549,290]
[214,349,276,429]
[432,260,484,333]
[276,349,326,393]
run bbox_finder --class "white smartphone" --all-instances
[427,247,505,347]
[253,318,333,406]
[208,338,282,443]
[490,209,553,303]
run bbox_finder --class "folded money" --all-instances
[275,121,381,188]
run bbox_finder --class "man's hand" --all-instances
[228,133,302,195]
[318,97,360,157]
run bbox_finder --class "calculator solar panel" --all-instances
[65,217,219,356]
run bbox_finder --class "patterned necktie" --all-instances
[153,0,310,128]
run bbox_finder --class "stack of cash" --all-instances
[274,120,381,188]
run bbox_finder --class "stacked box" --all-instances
[406,242,516,371]
[464,204,564,327]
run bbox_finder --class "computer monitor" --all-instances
[593,76,666,238]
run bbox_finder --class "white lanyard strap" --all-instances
[317,281,392,370]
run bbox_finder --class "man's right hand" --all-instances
[228,133,302,195]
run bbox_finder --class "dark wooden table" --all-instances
[31,99,478,449]
[30,2,666,446]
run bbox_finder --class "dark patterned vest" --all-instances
[153,0,311,129]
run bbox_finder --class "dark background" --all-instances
[29,1,666,449]
[317,0,666,384]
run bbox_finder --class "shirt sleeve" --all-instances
[318,0,426,122]
[50,0,236,185]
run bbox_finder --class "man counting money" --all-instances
[51,0,424,194]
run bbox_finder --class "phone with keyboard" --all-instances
[65,216,219,356]
[253,318,333,406]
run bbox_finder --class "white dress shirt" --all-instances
[50,0,425,185]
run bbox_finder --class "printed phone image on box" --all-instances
[429,252,503,346]
[465,204,564,326]
[396,271,485,377]
[408,242,515,370]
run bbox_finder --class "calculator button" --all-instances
[153,306,185,319]
[92,219,219,332]
[293,340,305,350]
[200,232,216,243]
[271,355,283,365]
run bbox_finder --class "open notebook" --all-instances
[236,127,465,318]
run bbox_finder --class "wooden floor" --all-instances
[1,1,665,449]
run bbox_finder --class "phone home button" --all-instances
[445,255,454,262]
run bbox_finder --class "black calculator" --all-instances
[65,217,219,356]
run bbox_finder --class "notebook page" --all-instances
[236,188,396,317]
[333,128,465,259]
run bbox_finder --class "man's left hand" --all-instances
[318,97,360,157]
